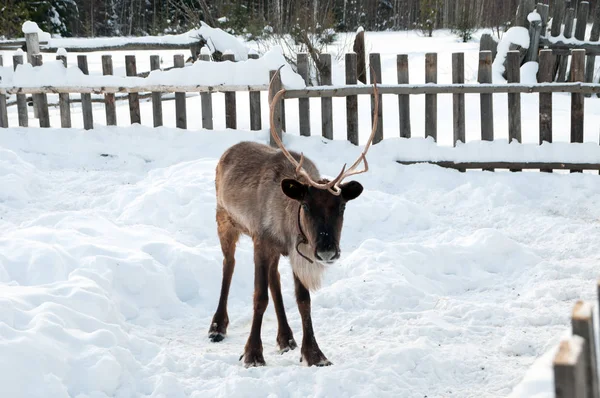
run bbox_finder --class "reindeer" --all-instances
[208,68,379,367]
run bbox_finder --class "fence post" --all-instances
[223,53,237,130]
[150,55,163,127]
[78,55,93,130]
[31,54,50,128]
[320,53,333,140]
[526,18,542,62]
[538,49,554,173]
[56,54,71,128]
[101,55,117,126]
[0,55,8,128]
[550,0,566,37]
[126,55,141,125]
[571,300,600,398]
[585,2,600,95]
[269,69,283,147]
[570,49,585,163]
[478,51,494,142]
[553,336,588,398]
[24,31,39,65]
[537,3,549,33]
[12,54,28,127]
[353,29,366,84]
[452,52,465,147]
[506,50,522,147]
[345,52,359,145]
[425,53,437,142]
[369,53,383,144]
[557,7,575,82]
[248,53,261,131]
[397,54,411,138]
[198,53,213,130]
[297,53,310,137]
[574,2,590,41]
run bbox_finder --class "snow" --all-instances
[56,48,67,56]
[0,46,305,89]
[21,21,51,42]
[1,28,600,397]
[492,27,530,83]
[528,10,542,23]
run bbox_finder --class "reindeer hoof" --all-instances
[278,337,298,354]
[301,350,333,367]
[209,332,225,342]
[240,350,266,368]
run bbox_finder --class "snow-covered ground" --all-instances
[1,28,600,397]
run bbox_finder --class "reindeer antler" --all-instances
[268,64,379,196]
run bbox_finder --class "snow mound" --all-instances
[0,148,40,202]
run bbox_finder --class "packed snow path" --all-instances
[1,126,599,397]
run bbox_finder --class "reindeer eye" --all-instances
[302,203,309,212]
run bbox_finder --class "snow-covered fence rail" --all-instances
[1,47,600,172]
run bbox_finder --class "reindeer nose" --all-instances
[315,250,339,263]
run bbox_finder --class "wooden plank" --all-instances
[507,51,522,145]
[0,55,7,128]
[538,3,550,32]
[479,33,497,59]
[31,55,50,128]
[126,55,141,125]
[150,55,163,127]
[198,54,213,129]
[353,30,367,84]
[370,53,383,144]
[345,52,359,145]
[558,8,576,81]
[585,1,600,92]
[12,55,28,127]
[173,54,187,129]
[39,42,198,53]
[223,53,236,130]
[425,53,437,142]
[553,336,588,398]
[397,54,411,138]
[396,160,600,171]
[571,300,600,398]
[478,51,494,142]
[320,53,333,140]
[452,53,465,146]
[269,69,283,147]
[78,55,93,130]
[551,0,566,37]
[526,19,543,62]
[574,1,590,41]
[101,55,117,126]
[297,53,310,136]
[538,50,555,173]
[516,0,536,27]
[571,48,586,173]
[56,55,71,128]
[248,53,261,131]
[24,32,40,64]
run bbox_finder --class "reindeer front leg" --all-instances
[294,273,332,367]
[240,238,272,367]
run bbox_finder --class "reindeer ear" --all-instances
[281,179,307,201]
[341,181,363,201]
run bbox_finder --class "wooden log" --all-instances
[345,53,359,145]
[353,30,367,84]
[571,300,600,398]
[150,55,163,127]
[574,2,589,41]
[0,55,7,128]
[538,50,555,173]
[397,54,411,138]
[12,55,28,127]
[551,0,566,37]
[223,53,236,130]
[527,19,543,62]
[425,53,437,142]
[571,49,585,173]
[452,53,465,146]
[478,51,494,142]
[370,53,383,144]
[101,55,117,126]
[507,51,522,145]
[297,53,310,136]
[198,54,213,129]
[558,8,576,81]
[479,34,497,59]
[538,3,550,33]
[553,336,588,398]
[269,69,283,147]
[24,32,40,64]
[320,53,333,140]
[31,55,50,128]
[78,55,93,130]
[56,55,71,128]
[396,160,600,171]
[126,55,141,125]
[248,53,261,131]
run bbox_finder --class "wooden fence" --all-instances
[1,48,600,172]
[552,281,600,398]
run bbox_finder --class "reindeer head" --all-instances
[268,66,379,264]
